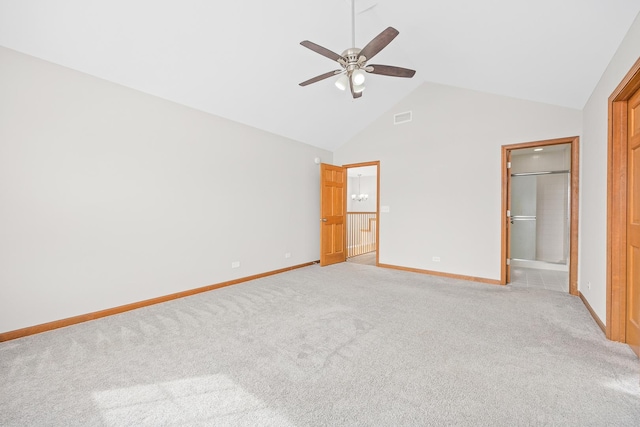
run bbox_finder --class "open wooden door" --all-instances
[320,163,346,266]
[626,88,640,357]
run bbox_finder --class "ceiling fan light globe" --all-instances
[352,69,366,85]
[353,83,365,93]
[335,74,348,91]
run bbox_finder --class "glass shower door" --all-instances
[510,172,570,265]
[510,175,537,260]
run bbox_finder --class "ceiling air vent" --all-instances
[394,111,412,125]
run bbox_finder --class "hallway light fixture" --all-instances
[351,174,369,202]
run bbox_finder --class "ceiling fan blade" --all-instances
[299,70,342,87]
[358,27,399,62]
[366,64,416,78]
[349,75,363,99]
[300,40,345,62]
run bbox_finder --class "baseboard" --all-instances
[377,263,501,285]
[579,291,606,334]
[0,261,318,342]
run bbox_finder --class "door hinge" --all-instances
[507,210,511,217]
[507,259,511,266]
[507,162,511,169]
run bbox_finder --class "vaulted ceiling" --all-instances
[1,0,639,151]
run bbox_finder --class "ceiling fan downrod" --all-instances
[351,0,356,48]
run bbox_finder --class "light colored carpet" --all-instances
[1,263,639,426]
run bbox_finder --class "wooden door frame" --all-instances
[500,136,580,296]
[343,161,380,266]
[607,57,640,342]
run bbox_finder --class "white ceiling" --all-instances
[1,0,639,152]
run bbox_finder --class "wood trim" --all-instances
[342,161,380,169]
[362,217,376,232]
[502,136,579,151]
[500,146,509,285]
[606,58,640,342]
[607,101,627,340]
[569,138,580,296]
[580,291,606,334]
[376,165,380,266]
[609,57,640,101]
[500,136,579,296]
[0,261,318,342]
[343,161,381,266]
[378,263,502,285]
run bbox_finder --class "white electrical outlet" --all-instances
[432,256,441,262]
[285,253,291,259]
[231,261,240,268]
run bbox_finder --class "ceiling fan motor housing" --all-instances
[341,48,365,73]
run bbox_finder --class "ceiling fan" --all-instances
[299,0,416,99]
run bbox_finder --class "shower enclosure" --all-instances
[510,144,571,271]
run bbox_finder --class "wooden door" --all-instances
[506,151,513,283]
[320,163,346,266]
[627,88,640,357]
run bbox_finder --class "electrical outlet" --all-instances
[432,256,441,262]
[231,261,240,268]
[285,252,291,259]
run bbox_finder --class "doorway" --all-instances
[508,144,572,292]
[607,57,640,357]
[345,164,378,266]
[501,137,580,296]
[319,161,380,267]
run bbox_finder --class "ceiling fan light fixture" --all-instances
[353,83,365,93]
[335,74,349,91]
[352,69,366,85]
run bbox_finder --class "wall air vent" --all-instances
[394,111,412,125]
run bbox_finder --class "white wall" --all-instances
[0,47,331,333]
[334,82,582,280]
[347,175,377,212]
[579,13,640,323]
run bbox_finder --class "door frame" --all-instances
[607,57,640,342]
[500,136,580,296]
[343,161,380,266]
